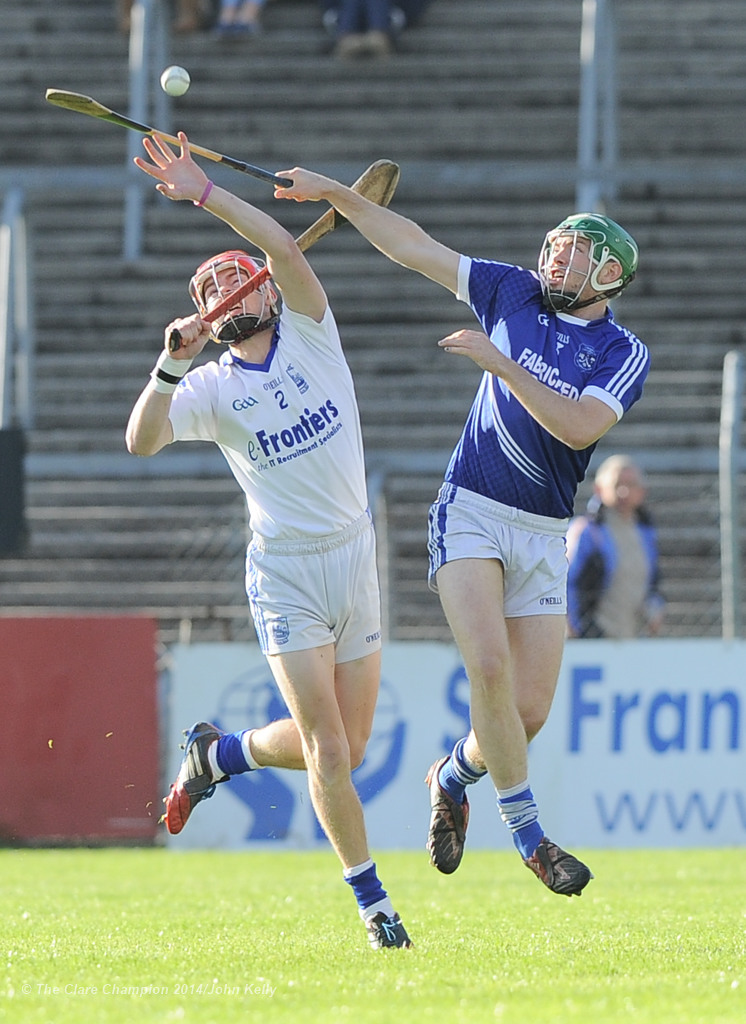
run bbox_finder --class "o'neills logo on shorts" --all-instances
[269,617,290,644]
[540,596,563,606]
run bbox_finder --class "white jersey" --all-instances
[167,304,369,541]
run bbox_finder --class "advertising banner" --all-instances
[535,639,746,848]
[164,639,746,851]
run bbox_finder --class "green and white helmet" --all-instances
[538,213,639,312]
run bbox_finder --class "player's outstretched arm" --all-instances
[134,134,326,321]
[275,168,461,295]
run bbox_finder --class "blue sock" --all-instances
[438,737,487,804]
[496,781,544,860]
[343,859,392,919]
[215,731,254,776]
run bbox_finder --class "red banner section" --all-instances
[0,617,160,844]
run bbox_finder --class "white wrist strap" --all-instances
[151,350,194,394]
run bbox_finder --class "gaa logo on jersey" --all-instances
[232,395,259,411]
[574,344,597,371]
[269,617,290,645]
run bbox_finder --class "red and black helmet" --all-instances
[188,249,280,343]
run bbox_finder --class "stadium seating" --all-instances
[1,0,744,640]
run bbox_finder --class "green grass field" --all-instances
[1,848,744,1023]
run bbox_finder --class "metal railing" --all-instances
[577,0,618,212]
[719,351,744,639]
[0,188,34,430]
[123,0,172,262]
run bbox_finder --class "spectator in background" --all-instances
[214,0,266,36]
[320,0,435,57]
[119,0,204,34]
[393,0,434,28]
[566,454,665,638]
[330,0,395,58]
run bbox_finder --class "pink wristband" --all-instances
[194,180,214,208]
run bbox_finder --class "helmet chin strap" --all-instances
[213,283,280,343]
[543,290,602,313]
[216,313,280,344]
[542,281,629,313]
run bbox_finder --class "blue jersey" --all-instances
[445,257,650,519]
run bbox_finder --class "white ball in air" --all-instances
[160,66,191,97]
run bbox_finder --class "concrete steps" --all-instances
[2,0,746,641]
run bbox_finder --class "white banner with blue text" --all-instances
[163,640,746,850]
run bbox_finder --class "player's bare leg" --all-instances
[268,645,410,946]
[243,718,306,769]
[267,644,372,866]
[164,644,410,945]
[244,649,379,772]
[183,645,379,775]
[440,611,565,775]
[428,558,591,895]
[162,652,378,830]
[506,614,566,743]
[437,558,528,789]
[424,558,511,872]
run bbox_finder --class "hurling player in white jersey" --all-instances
[276,169,650,897]
[125,134,411,950]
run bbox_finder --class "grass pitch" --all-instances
[1,848,744,1023]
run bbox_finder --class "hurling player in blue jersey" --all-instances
[276,170,649,897]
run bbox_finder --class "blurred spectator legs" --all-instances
[323,0,394,58]
[118,0,204,34]
[214,0,267,36]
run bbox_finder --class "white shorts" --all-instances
[246,511,382,661]
[427,484,569,617]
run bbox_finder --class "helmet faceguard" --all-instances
[189,249,280,344]
[538,213,639,313]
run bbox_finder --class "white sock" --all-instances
[206,742,227,782]
[343,858,374,879]
[240,729,263,769]
[360,896,396,923]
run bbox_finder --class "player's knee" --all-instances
[306,731,352,781]
[522,709,548,743]
[466,647,511,696]
[347,736,368,771]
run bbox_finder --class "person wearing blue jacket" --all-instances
[566,454,664,638]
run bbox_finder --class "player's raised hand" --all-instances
[273,168,333,203]
[134,132,210,204]
[165,314,211,356]
[438,329,501,372]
